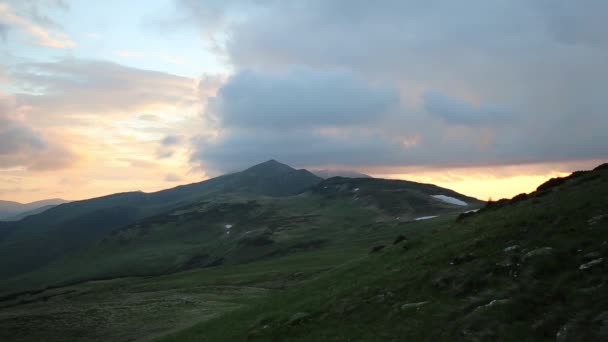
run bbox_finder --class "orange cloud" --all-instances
[0,3,75,48]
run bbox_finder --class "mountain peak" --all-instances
[243,159,296,174]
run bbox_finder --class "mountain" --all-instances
[160,163,608,342]
[312,169,371,179]
[0,160,322,284]
[0,199,68,220]
[0,161,479,297]
[3,165,606,341]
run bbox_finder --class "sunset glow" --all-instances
[1,0,606,204]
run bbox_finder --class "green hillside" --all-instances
[0,161,484,341]
[0,160,322,283]
[0,167,479,297]
[6,162,606,341]
[160,164,608,341]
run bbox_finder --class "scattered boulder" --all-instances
[370,245,385,253]
[523,247,554,260]
[473,299,510,312]
[588,214,607,226]
[400,301,430,311]
[583,251,602,261]
[288,312,310,325]
[372,294,385,304]
[450,253,476,265]
[579,258,603,270]
[393,235,407,245]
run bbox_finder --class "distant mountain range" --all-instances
[0,199,69,221]
[311,169,371,179]
[0,159,481,296]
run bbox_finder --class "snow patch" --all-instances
[415,215,439,221]
[353,188,360,192]
[432,195,468,206]
[224,224,233,235]
[463,209,479,214]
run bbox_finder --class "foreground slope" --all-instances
[162,164,608,341]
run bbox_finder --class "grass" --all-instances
[158,167,608,341]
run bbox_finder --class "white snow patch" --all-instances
[415,215,439,221]
[224,224,233,229]
[353,188,360,192]
[463,209,480,214]
[432,195,468,206]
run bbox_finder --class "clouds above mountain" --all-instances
[11,58,198,124]
[207,67,399,129]
[181,0,608,172]
[0,93,76,171]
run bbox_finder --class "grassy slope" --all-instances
[0,177,480,341]
[0,177,478,296]
[0,161,322,287]
[160,166,608,341]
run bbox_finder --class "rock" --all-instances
[288,312,310,325]
[474,299,510,312]
[556,319,579,342]
[372,294,385,304]
[579,258,603,270]
[588,214,607,226]
[523,247,553,260]
[449,253,476,265]
[583,251,602,261]
[400,301,430,311]
[370,245,385,253]
[503,245,519,252]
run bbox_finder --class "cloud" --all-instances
[423,91,511,126]
[161,134,182,146]
[179,0,608,171]
[0,93,77,171]
[164,173,182,182]
[0,2,74,48]
[207,66,399,129]
[10,58,199,123]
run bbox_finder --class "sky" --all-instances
[0,0,606,203]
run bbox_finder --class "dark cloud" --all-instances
[207,67,399,129]
[180,0,608,171]
[157,135,184,159]
[164,173,182,182]
[161,135,182,146]
[423,91,511,126]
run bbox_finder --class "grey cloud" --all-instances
[423,91,511,126]
[0,23,7,42]
[164,173,182,182]
[161,135,182,146]
[208,67,399,129]
[0,95,76,171]
[179,0,608,171]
